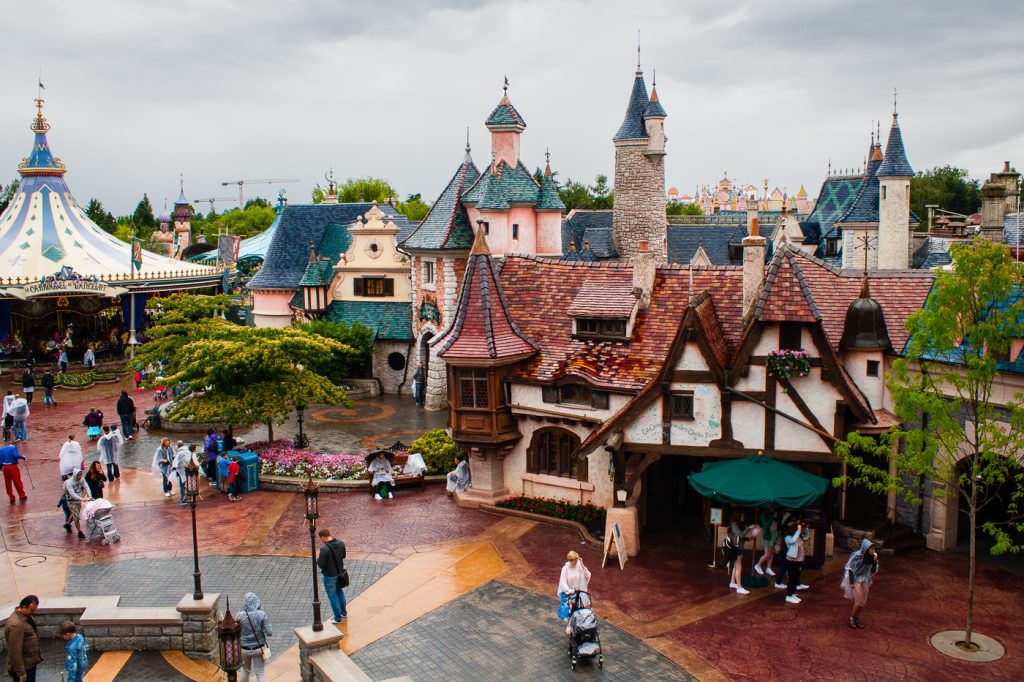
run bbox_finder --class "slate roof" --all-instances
[248,202,398,290]
[399,154,479,251]
[299,259,333,286]
[667,225,747,265]
[537,172,565,211]
[462,160,543,210]
[562,210,618,259]
[804,174,863,244]
[876,115,914,177]
[434,232,538,361]
[613,71,651,141]
[644,86,667,118]
[498,258,745,391]
[1004,212,1023,246]
[835,148,883,225]
[324,300,413,341]
[485,95,526,129]
[918,237,953,270]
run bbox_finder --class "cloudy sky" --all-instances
[1,0,1021,215]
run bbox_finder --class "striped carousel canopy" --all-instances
[0,100,217,284]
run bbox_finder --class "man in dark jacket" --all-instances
[316,528,348,623]
[115,391,135,440]
[41,370,55,407]
[4,594,41,681]
[20,371,34,405]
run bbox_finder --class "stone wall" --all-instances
[612,142,667,260]
[371,340,414,395]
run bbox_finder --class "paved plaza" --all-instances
[1,378,1023,680]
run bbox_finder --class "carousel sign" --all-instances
[20,279,111,296]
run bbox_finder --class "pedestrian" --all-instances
[20,369,34,405]
[755,507,779,577]
[58,349,69,374]
[228,455,241,501]
[115,391,135,440]
[0,443,28,504]
[239,591,273,682]
[84,461,106,500]
[727,511,756,595]
[2,390,15,442]
[133,369,142,392]
[841,539,880,629]
[316,528,348,623]
[63,470,90,538]
[445,453,471,497]
[59,435,85,530]
[783,518,811,604]
[152,438,175,497]
[41,370,56,407]
[110,425,125,474]
[412,363,425,407]
[204,429,220,481]
[61,620,89,682]
[83,347,95,370]
[216,450,231,493]
[97,426,120,481]
[368,451,394,500]
[9,395,29,444]
[4,595,41,682]
[557,551,592,621]
[82,408,103,441]
[222,428,237,453]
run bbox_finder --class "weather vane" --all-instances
[855,233,877,276]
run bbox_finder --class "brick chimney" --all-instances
[980,180,1007,241]
[632,239,657,310]
[746,202,759,234]
[743,218,766,315]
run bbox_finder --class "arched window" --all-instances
[527,428,586,480]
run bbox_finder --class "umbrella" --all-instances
[687,453,828,509]
[364,449,395,465]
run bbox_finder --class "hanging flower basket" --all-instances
[766,348,811,380]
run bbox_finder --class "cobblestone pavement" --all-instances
[351,580,692,681]
[66,555,394,656]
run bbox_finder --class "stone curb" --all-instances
[478,503,604,549]
[260,474,447,493]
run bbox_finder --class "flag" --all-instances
[218,235,240,265]
[38,79,44,90]
[131,238,143,271]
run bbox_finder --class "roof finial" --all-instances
[877,119,881,143]
[544,147,552,176]
[37,69,43,102]
[870,121,874,147]
[503,75,509,96]
[179,173,184,193]
[636,30,642,74]
[827,158,832,176]
[893,87,898,117]
[465,126,471,154]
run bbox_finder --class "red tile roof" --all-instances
[499,258,745,391]
[567,278,639,318]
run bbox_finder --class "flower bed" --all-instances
[250,440,369,481]
[495,496,606,531]
[55,371,96,388]
[766,348,811,380]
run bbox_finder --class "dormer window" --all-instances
[542,383,609,409]
[779,322,802,351]
[728,243,743,261]
[574,318,628,340]
[825,238,840,257]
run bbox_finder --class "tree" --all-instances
[195,204,276,243]
[396,193,431,222]
[834,240,1024,651]
[85,198,117,233]
[558,175,615,212]
[299,320,375,382]
[134,294,354,440]
[589,174,613,210]
[911,166,983,224]
[132,193,157,234]
[667,202,704,216]
[0,179,17,214]
[312,177,397,204]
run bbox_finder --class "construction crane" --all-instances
[192,197,236,214]
[221,178,300,208]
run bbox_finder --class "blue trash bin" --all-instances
[229,451,261,494]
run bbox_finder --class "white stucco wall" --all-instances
[878,177,911,269]
[251,290,294,328]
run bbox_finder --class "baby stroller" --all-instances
[82,499,120,545]
[566,591,603,671]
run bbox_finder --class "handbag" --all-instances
[557,592,571,620]
[244,610,271,660]
[328,545,350,588]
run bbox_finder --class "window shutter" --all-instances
[542,386,558,403]
[384,278,394,296]
[354,278,364,296]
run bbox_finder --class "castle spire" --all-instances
[18,97,66,177]
[876,107,914,177]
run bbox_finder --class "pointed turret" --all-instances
[485,79,526,167]
[877,108,913,268]
[537,149,565,211]
[876,113,914,178]
[613,69,651,141]
[644,77,668,119]
[18,99,66,176]
[400,145,479,251]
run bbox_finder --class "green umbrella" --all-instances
[688,453,828,508]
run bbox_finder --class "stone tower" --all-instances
[876,112,913,269]
[612,64,667,261]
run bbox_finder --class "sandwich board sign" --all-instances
[602,521,628,570]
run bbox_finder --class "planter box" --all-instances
[479,503,604,548]
[259,473,446,493]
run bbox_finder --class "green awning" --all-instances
[688,454,828,508]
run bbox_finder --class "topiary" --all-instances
[409,429,464,475]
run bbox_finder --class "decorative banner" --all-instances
[131,238,143,271]
[218,235,240,265]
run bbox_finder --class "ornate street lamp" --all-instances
[294,404,309,449]
[185,458,204,600]
[217,597,243,682]
[303,476,323,632]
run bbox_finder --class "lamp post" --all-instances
[217,597,243,682]
[294,404,308,449]
[185,458,204,600]
[303,476,323,632]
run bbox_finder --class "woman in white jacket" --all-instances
[557,551,592,620]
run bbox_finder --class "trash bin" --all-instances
[234,451,260,494]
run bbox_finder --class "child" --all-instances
[228,455,241,502]
[133,369,142,393]
[62,620,89,682]
[216,451,231,494]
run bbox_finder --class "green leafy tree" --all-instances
[0,179,18,214]
[409,429,465,475]
[311,186,325,204]
[134,294,353,439]
[85,198,117,233]
[340,177,396,203]
[834,240,1024,651]
[396,193,431,222]
[911,166,983,226]
[299,320,375,382]
[559,179,594,212]
[667,202,704,216]
[132,193,157,236]
[195,204,276,243]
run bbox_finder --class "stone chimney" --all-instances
[980,180,1007,241]
[632,239,657,310]
[746,202,759,234]
[742,218,766,315]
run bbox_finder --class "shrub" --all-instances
[409,429,463,475]
[495,496,606,530]
[56,372,94,388]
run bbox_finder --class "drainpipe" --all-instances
[396,340,414,394]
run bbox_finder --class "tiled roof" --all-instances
[499,258,745,391]
[836,149,882,225]
[537,172,565,211]
[1004,212,1023,246]
[249,202,396,290]
[462,160,542,210]
[806,174,863,242]
[562,211,617,259]
[324,300,413,341]
[644,86,667,118]
[316,222,353,265]
[692,292,730,369]
[754,249,821,324]
[485,96,526,129]
[299,259,333,286]
[613,72,651,141]
[668,225,747,265]
[400,155,479,251]
[567,278,638,318]
[876,115,914,177]
[918,237,953,270]
[435,233,538,361]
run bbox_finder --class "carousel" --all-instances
[0,99,223,366]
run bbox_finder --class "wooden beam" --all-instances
[765,373,776,450]
[776,376,836,448]
[621,443,839,463]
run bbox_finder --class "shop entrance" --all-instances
[644,456,709,531]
